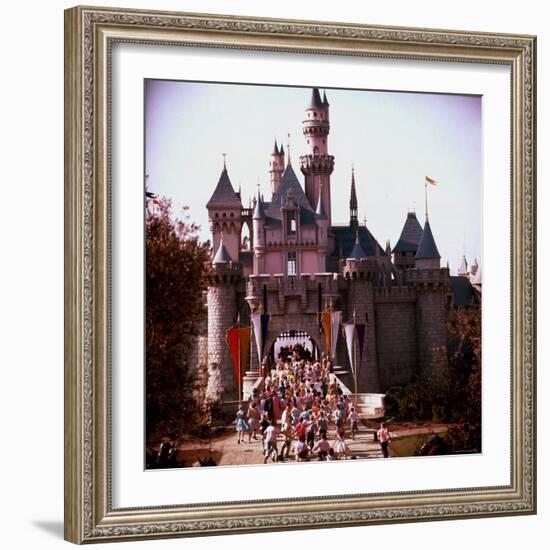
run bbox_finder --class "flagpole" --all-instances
[353,310,357,407]
[237,316,242,407]
[425,180,428,220]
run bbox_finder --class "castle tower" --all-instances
[299,88,335,226]
[206,162,243,261]
[252,189,266,274]
[315,182,329,272]
[206,236,242,403]
[349,167,359,229]
[341,233,381,392]
[393,211,423,270]
[269,140,285,193]
[412,216,449,377]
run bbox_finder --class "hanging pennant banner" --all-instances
[330,311,342,359]
[238,327,252,375]
[226,327,241,381]
[356,323,366,364]
[251,314,262,361]
[251,314,269,364]
[322,311,332,354]
[227,326,252,381]
[343,322,356,376]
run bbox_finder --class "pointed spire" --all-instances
[415,219,440,259]
[349,166,359,228]
[286,133,291,165]
[272,139,279,155]
[279,143,284,156]
[315,183,327,218]
[393,211,423,253]
[213,231,233,264]
[459,254,469,275]
[206,161,242,209]
[307,88,323,109]
[253,188,265,220]
[322,90,329,106]
[348,230,367,260]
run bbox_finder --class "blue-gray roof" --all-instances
[265,163,316,227]
[307,88,323,110]
[348,232,367,259]
[393,212,423,253]
[213,241,232,263]
[331,226,386,258]
[451,276,478,306]
[206,166,242,209]
[253,190,265,219]
[416,218,440,259]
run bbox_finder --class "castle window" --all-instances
[313,146,319,155]
[314,112,317,117]
[287,252,297,276]
[287,211,297,236]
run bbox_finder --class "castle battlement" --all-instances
[374,285,417,302]
[406,267,451,288]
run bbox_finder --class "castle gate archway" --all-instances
[260,313,326,367]
[269,330,320,364]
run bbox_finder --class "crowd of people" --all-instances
[234,344,389,463]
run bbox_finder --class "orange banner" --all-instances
[238,327,251,376]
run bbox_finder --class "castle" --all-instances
[205,88,457,404]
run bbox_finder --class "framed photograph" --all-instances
[64,5,537,544]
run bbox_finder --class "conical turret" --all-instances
[415,218,441,269]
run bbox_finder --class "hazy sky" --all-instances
[145,80,482,274]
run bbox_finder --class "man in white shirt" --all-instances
[263,421,279,463]
[377,422,392,458]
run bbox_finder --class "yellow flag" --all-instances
[425,176,438,186]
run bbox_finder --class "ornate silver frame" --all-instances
[64,5,537,544]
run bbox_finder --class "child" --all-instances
[348,406,359,440]
[235,405,249,444]
[293,434,309,462]
[332,428,349,459]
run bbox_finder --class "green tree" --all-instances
[145,197,211,440]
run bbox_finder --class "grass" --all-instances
[389,435,425,458]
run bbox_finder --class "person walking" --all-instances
[377,422,392,458]
[234,405,249,444]
[263,420,279,463]
[348,407,359,440]
[247,401,260,442]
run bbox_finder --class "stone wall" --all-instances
[415,286,448,377]
[374,301,417,390]
[206,284,239,403]
[342,279,381,393]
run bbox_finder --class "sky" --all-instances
[145,79,482,275]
